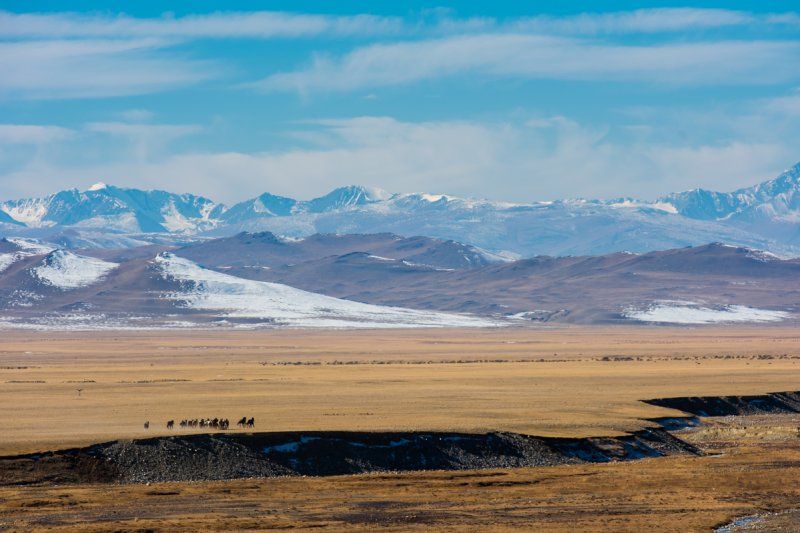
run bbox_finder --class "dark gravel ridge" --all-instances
[2,427,702,485]
[643,390,800,417]
[8,392,800,485]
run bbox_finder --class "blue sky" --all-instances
[1,2,800,204]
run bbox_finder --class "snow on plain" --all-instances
[32,250,118,289]
[155,253,496,328]
[624,301,791,324]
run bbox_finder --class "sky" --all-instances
[1,1,800,204]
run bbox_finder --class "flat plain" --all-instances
[2,326,800,531]
[2,327,800,454]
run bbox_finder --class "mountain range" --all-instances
[0,233,797,329]
[1,163,799,258]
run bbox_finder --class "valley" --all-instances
[2,328,800,531]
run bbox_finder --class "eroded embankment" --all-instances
[6,390,800,485]
[2,428,699,485]
[643,391,800,417]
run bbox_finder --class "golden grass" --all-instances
[1,327,800,455]
[2,419,800,532]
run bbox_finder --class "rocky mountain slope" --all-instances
[0,236,795,328]
[2,163,800,257]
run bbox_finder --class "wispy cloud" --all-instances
[762,92,800,116]
[0,38,215,99]
[3,8,798,100]
[256,34,800,93]
[117,109,156,122]
[85,122,204,161]
[0,11,403,39]
[1,115,794,204]
[508,8,756,34]
[1,8,796,40]
[0,124,74,144]
[86,122,203,138]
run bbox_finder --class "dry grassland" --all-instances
[2,416,800,531]
[1,327,800,455]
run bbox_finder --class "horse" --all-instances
[246,417,255,428]
[237,416,247,428]
[143,421,149,430]
[166,420,174,430]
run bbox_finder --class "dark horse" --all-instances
[246,417,255,428]
[237,416,247,428]
[166,420,174,429]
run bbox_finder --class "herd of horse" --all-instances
[143,417,255,431]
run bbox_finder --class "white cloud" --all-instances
[648,142,787,194]
[86,122,203,139]
[0,116,794,204]
[0,39,215,99]
[0,11,403,39]
[3,8,798,101]
[509,8,755,34]
[117,109,155,122]
[257,34,800,93]
[1,8,795,40]
[0,124,74,144]
[762,93,800,116]
[85,122,204,162]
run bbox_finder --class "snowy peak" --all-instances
[306,185,389,212]
[0,185,223,233]
[221,185,389,221]
[660,161,800,222]
[0,209,23,226]
[221,193,297,223]
[1,163,800,258]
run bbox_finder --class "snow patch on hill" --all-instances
[154,253,496,328]
[624,301,791,324]
[0,254,20,273]
[32,250,118,289]
[7,238,55,255]
[0,238,56,273]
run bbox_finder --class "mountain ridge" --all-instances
[0,238,796,328]
[1,163,799,257]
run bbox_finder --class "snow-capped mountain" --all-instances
[219,185,388,224]
[0,209,23,226]
[155,253,494,328]
[0,242,498,329]
[0,240,796,328]
[0,183,223,233]
[661,163,800,222]
[1,163,799,257]
[31,250,118,290]
[212,190,798,257]
[0,238,55,273]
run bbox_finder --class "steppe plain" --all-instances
[2,326,800,531]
